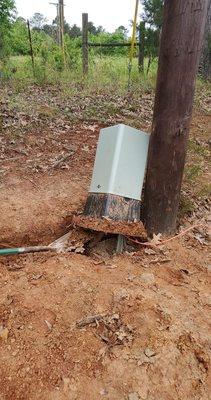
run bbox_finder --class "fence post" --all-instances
[27,20,35,79]
[138,22,145,73]
[82,13,88,75]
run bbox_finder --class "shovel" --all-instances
[0,231,72,256]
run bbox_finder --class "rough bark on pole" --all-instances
[82,13,88,75]
[59,0,66,67]
[59,0,64,45]
[57,4,60,45]
[138,22,145,72]
[144,0,208,236]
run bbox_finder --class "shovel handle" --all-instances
[0,248,21,256]
[0,246,52,256]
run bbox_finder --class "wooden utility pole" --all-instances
[57,3,60,45]
[59,0,65,49]
[138,22,145,72]
[59,0,66,66]
[49,2,60,44]
[144,0,208,235]
[27,20,35,78]
[82,13,88,75]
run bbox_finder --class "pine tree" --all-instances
[141,0,164,73]
[142,0,164,30]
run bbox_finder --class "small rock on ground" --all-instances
[128,393,139,400]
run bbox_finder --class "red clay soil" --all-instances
[0,241,210,400]
[0,113,210,400]
[73,215,147,238]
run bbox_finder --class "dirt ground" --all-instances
[0,84,210,400]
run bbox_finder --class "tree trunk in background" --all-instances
[144,0,208,236]
[199,0,211,80]
[138,22,145,72]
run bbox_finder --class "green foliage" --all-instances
[185,164,203,182]
[141,0,164,73]
[64,35,81,69]
[43,23,57,41]
[10,18,29,55]
[68,24,82,38]
[30,13,47,31]
[31,30,52,55]
[89,30,128,57]
[0,0,15,24]
[144,27,159,73]
[0,0,15,60]
[87,22,104,35]
[3,53,157,92]
[145,28,159,57]
[116,26,128,37]
[1,7,159,83]
[197,183,211,199]
[142,0,164,30]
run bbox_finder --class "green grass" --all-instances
[197,183,211,199]
[2,54,209,104]
[188,139,209,157]
[185,164,203,182]
[1,54,158,94]
[3,54,209,108]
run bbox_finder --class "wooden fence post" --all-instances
[138,22,145,72]
[27,20,35,78]
[82,13,88,75]
[144,0,208,235]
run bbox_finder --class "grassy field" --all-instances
[2,54,158,92]
[1,54,210,104]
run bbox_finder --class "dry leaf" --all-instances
[150,233,162,246]
[0,326,9,342]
